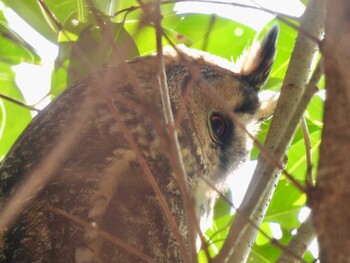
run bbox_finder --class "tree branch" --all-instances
[312,0,350,260]
[276,215,315,263]
[213,0,324,262]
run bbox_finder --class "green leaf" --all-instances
[256,222,273,246]
[286,130,321,180]
[250,228,293,262]
[300,0,309,6]
[200,192,234,260]
[3,0,58,42]
[265,179,305,229]
[305,93,324,128]
[204,212,232,258]
[51,19,139,95]
[251,118,272,159]
[0,63,32,159]
[3,0,119,43]
[0,11,41,64]
[163,13,256,59]
[91,0,117,16]
[269,19,298,81]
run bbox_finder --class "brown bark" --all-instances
[312,1,350,262]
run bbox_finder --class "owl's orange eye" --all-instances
[210,113,227,140]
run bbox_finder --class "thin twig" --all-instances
[0,94,40,112]
[301,117,314,187]
[104,95,190,262]
[113,0,321,46]
[114,0,300,21]
[202,14,217,52]
[149,0,197,260]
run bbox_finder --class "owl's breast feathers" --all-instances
[0,26,277,262]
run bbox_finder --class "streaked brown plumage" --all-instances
[0,27,278,262]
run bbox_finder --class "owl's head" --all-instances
[165,26,278,184]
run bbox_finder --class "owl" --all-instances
[0,26,278,262]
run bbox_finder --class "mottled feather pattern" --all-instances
[0,27,277,262]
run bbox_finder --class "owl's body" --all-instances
[0,27,277,262]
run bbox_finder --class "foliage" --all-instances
[0,0,321,262]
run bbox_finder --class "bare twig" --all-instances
[201,14,217,52]
[114,0,300,21]
[113,0,320,46]
[104,96,190,262]
[0,94,40,112]
[301,117,314,187]
[152,0,198,260]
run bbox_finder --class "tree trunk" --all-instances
[312,1,350,262]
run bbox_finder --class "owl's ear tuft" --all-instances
[240,25,278,91]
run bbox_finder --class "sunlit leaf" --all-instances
[265,179,305,228]
[250,228,293,262]
[0,11,41,64]
[256,222,273,246]
[0,62,32,159]
[163,13,256,60]
[286,130,321,180]
[269,19,298,80]
[51,16,139,95]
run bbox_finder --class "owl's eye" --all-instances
[210,113,227,140]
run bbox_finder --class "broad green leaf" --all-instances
[251,118,272,159]
[0,11,41,64]
[91,0,117,16]
[4,0,121,43]
[204,212,232,257]
[113,0,176,23]
[0,63,32,159]
[265,179,305,228]
[51,18,139,95]
[304,250,316,262]
[163,13,256,59]
[66,23,139,86]
[305,93,324,128]
[198,250,210,263]
[250,228,294,262]
[300,0,309,6]
[124,22,177,55]
[3,0,58,42]
[269,19,298,81]
[256,222,273,246]
[200,192,234,259]
[286,130,321,180]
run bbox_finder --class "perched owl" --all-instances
[0,26,278,262]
